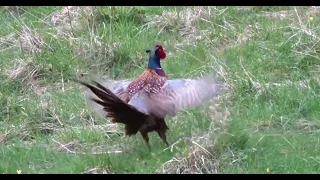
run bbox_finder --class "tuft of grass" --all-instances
[0,6,319,174]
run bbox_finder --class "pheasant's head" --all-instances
[147,45,166,69]
[146,45,166,60]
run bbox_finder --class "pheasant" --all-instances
[76,45,222,150]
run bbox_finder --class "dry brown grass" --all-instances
[1,25,46,54]
[82,167,113,174]
[235,6,253,12]
[145,7,210,33]
[156,85,230,174]
[72,37,121,65]
[0,122,58,144]
[264,10,294,20]
[307,6,320,16]
[49,6,123,74]
[146,7,257,52]
[19,26,45,54]
[50,6,97,34]
[6,58,50,95]
[0,33,18,49]
[156,134,220,174]
[53,123,121,136]
[2,6,30,14]
[296,119,320,132]
[51,138,124,155]
[263,6,320,21]
[142,7,212,48]
[155,62,231,174]
[48,123,124,155]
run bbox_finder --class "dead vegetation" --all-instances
[72,36,122,67]
[144,6,256,51]
[82,167,113,174]
[53,123,121,136]
[264,10,294,20]
[157,135,220,174]
[0,122,58,144]
[235,6,253,12]
[251,79,316,97]
[235,25,255,46]
[0,33,18,49]
[251,119,320,134]
[296,119,320,132]
[157,89,230,174]
[6,58,51,95]
[49,6,126,74]
[1,25,45,53]
[307,6,320,16]
[142,7,211,47]
[0,95,64,144]
[144,6,254,50]
[19,26,45,54]
[52,139,123,155]
[1,26,45,53]
[47,123,124,155]
[144,7,210,33]
[263,6,320,21]
[2,6,29,14]
[50,6,97,34]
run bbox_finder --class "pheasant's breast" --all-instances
[144,77,167,94]
[126,68,167,97]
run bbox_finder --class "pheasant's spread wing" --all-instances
[84,78,133,118]
[127,90,151,115]
[128,75,223,118]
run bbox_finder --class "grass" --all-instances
[0,6,319,174]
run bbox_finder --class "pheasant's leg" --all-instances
[140,132,151,151]
[157,130,169,147]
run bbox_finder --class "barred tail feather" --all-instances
[79,78,132,119]
[77,80,148,136]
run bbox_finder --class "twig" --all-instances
[191,141,213,157]
[52,139,123,154]
[162,137,191,152]
[61,71,65,92]
[239,57,256,84]
[52,138,77,154]
[66,6,75,37]
[48,107,64,127]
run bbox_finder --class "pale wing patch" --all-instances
[127,89,175,118]
[146,75,223,118]
[127,90,150,115]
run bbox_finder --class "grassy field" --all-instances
[0,6,319,174]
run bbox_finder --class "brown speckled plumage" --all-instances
[127,68,167,97]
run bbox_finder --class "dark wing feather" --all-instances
[83,78,133,118]
[78,80,148,135]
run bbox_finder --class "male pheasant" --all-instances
[76,45,222,150]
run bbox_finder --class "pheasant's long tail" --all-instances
[76,79,148,136]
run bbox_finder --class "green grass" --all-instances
[0,6,319,174]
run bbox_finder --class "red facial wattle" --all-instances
[156,45,166,60]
